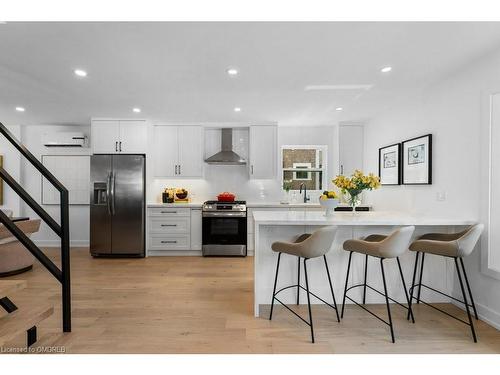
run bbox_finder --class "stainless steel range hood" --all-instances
[205,128,246,165]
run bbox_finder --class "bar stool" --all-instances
[408,224,484,342]
[341,226,415,343]
[269,226,339,343]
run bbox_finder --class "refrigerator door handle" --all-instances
[106,172,112,215]
[110,171,116,215]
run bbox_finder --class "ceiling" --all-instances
[1,22,500,126]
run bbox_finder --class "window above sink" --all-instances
[281,145,327,192]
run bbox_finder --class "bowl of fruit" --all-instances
[175,188,189,200]
[319,191,339,217]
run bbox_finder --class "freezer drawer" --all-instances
[149,234,190,250]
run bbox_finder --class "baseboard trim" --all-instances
[34,240,89,248]
[451,300,500,331]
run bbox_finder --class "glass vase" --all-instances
[347,192,362,215]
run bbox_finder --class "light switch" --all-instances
[436,191,446,201]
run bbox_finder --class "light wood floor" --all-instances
[2,248,500,353]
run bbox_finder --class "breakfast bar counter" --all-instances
[252,210,476,317]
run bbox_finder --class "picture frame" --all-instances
[402,134,432,185]
[378,143,401,185]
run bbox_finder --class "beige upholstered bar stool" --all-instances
[341,226,415,343]
[269,226,339,343]
[408,224,484,342]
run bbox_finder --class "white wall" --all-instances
[149,126,339,203]
[0,124,22,214]
[363,48,500,329]
[20,124,91,247]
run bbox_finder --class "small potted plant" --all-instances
[281,180,292,204]
[319,190,340,216]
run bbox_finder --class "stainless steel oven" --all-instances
[202,200,247,257]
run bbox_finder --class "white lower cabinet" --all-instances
[147,207,203,254]
[190,208,202,250]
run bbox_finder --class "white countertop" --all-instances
[146,201,322,208]
[252,210,477,226]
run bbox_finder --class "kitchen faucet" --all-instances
[299,183,310,203]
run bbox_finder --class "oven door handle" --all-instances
[202,212,247,218]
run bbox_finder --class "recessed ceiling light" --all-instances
[74,69,87,77]
[15,107,25,112]
[227,68,239,76]
[335,107,343,111]
[381,66,392,73]
[234,107,241,112]
[133,108,141,113]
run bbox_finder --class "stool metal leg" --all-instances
[296,257,301,305]
[341,251,353,319]
[323,255,340,322]
[363,254,368,304]
[303,258,315,343]
[417,252,425,304]
[396,257,415,323]
[455,257,477,342]
[380,258,395,343]
[459,258,479,320]
[407,251,420,320]
[269,252,282,320]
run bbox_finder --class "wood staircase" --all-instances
[0,280,54,348]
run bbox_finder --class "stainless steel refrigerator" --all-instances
[90,154,145,257]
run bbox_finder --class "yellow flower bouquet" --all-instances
[333,170,381,211]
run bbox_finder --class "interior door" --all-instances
[177,126,203,177]
[111,155,145,255]
[90,155,112,255]
[153,126,179,177]
[119,120,147,154]
[92,120,120,154]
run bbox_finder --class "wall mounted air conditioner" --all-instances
[42,132,87,147]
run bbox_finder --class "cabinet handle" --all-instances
[251,165,254,175]
[161,211,177,214]
[115,141,118,152]
[161,240,177,244]
[175,165,178,175]
[179,165,181,175]
[340,165,344,175]
[161,224,177,227]
[119,141,122,152]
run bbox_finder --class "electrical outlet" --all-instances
[436,191,446,201]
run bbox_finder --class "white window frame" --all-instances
[281,145,328,192]
[293,162,312,180]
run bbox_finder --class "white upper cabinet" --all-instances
[153,125,204,178]
[119,121,148,154]
[177,126,204,177]
[338,124,364,176]
[91,120,120,154]
[91,119,147,154]
[249,125,277,179]
[153,126,178,177]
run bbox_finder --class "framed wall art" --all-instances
[402,134,432,185]
[378,143,401,185]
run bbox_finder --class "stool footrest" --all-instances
[273,297,311,326]
[345,295,391,326]
[346,283,411,311]
[410,283,474,309]
[274,283,338,311]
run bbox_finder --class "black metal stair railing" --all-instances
[0,121,71,332]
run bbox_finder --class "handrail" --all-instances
[0,121,71,332]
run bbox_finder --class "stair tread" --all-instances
[0,304,53,346]
[0,280,27,298]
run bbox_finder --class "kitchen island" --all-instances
[253,210,476,317]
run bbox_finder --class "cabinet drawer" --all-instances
[149,234,190,250]
[148,207,191,217]
[149,217,190,234]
